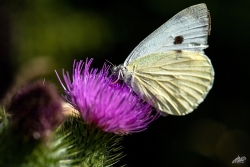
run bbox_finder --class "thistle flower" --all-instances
[8,81,64,140]
[56,58,158,134]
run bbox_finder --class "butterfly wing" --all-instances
[124,3,210,66]
[126,50,214,115]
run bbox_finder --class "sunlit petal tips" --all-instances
[55,58,158,134]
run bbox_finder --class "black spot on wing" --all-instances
[174,36,184,45]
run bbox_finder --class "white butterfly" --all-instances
[112,3,214,116]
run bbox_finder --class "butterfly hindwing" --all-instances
[126,51,214,115]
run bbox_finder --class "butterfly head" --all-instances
[111,64,132,85]
[111,65,122,77]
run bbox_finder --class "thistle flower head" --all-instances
[8,81,64,140]
[56,58,158,134]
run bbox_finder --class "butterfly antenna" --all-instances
[105,59,115,67]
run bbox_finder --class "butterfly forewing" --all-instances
[124,3,210,66]
[126,51,214,115]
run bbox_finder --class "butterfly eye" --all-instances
[111,66,119,76]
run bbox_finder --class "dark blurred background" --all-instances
[1,0,250,166]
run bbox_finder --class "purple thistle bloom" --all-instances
[56,58,158,134]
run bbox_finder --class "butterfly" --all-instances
[111,3,214,116]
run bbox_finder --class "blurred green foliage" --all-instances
[9,0,114,84]
[11,0,112,60]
